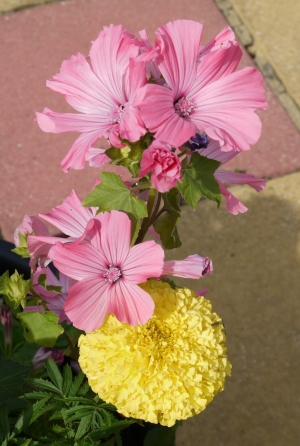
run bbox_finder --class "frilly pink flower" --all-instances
[139,141,182,192]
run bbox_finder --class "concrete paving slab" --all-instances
[168,171,300,446]
[1,0,300,243]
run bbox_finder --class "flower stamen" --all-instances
[104,265,122,283]
[174,97,194,117]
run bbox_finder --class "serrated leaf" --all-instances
[22,391,51,400]
[82,172,147,221]
[62,364,73,396]
[68,372,85,397]
[26,378,63,396]
[89,420,136,440]
[153,189,181,250]
[77,381,90,396]
[0,357,31,402]
[75,415,93,440]
[17,311,64,347]
[45,359,63,392]
[178,152,222,209]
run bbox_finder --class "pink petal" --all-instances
[98,211,131,267]
[49,242,107,281]
[39,190,96,238]
[135,84,196,147]
[198,139,237,164]
[64,277,110,331]
[108,280,154,325]
[156,20,203,97]
[47,53,116,114]
[195,288,208,297]
[60,131,103,172]
[215,171,266,192]
[162,254,213,279]
[198,26,236,61]
[85,147,110,168]
[14,215,49,247]
[218,182,248,214]
[122,240,164,284]
[119,102,147,142]
[27,235,68,269]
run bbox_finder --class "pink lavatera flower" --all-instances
[139,140,182,192]
[135,20,267,152]
[162,254,213,279]
[25,267,76,324]
[28,190,97,267]
[48,211,165,332]
[36,25,147,172]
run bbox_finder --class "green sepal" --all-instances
[178,152,222,209]
[2,271,31,309]
[82,172,148,221]
[37,274,62,293]
[11,232,31,258]
[153,188,181,250]
[17,311,64,347]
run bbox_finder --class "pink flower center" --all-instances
[174,97,194,117]
[110,105,125,124]
[104,265,122,283]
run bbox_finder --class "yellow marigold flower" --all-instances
[78,280,232,427]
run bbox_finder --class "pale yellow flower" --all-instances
[78,280,231,426]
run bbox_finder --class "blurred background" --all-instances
[0,0,299,444]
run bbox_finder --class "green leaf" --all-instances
[37,274,62,293]
[88,419,136,440]
[0,270,9,294]
[153,189,181,250]
[11,232,30,258]
[178,152,222,209]
[2,271,31,309]
[17,311,64,347]
[82,172,147,221]
[75,415,93,440]
[45,359,63,392]
[0,357,31,403]
[26,378,63,396]
[143,424,177,446]
[62,364,73,396]
[68,372,85,397]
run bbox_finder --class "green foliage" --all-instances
[0,357,31,403]
[153,189,182,250]
[83,172,148,221]
[3,360,136,445]
[106,138,144,177]
[17,312,64,348]
[178,152,222,209]
[2,271,31,309]
[11,233,30,258]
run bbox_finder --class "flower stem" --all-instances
[135,189,157,244]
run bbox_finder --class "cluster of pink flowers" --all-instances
[15,191,212,332]
[13,19,267,335]
[36,20,267,213]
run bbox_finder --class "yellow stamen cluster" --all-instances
[78,280,231,426]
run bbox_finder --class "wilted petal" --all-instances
[218,182,248,214]
[215,171,266,192]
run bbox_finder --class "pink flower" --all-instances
[14,215,50,247]
[32,347,64,370]
[36,25,147,172]
[48,211,164,331]
[135,20,267,152]
[162,254,213,279]
[25,267,75,324]
[139,141,182,192]
[28,190,97,267]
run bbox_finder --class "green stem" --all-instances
[135,189,157,244]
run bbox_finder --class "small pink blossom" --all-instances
[162,254,213,279]
[48,211,165,331]
[139,141,182,192]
